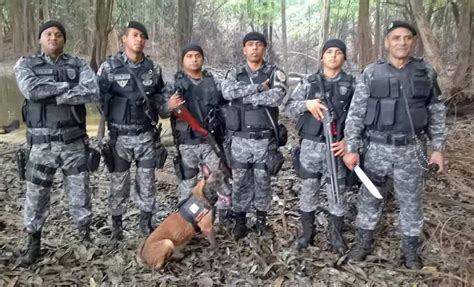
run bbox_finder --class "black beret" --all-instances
[181,43,204,60]
[242,32,267,47]
[386,20,417,36]
[321,38,347,60]
[126,21,149,39]
[38,20,66,42]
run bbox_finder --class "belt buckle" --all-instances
[50,134,62,142]
[392,135,407,146]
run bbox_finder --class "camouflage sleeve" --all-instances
[157,81,175,119]
[344,64,374,153]
[221,67,260,101]
[56,58,100,105]
[151,63,170,119]
[95,61,114,113]
[286,77,311,119]
[14,57,70,100]
[425,64,447,151]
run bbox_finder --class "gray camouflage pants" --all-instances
[109,131,156,216]
[177,143,231,210]
[299,139,347,216]
[356,141,425,236]
[24,132,91,233]
[231,136,272,213]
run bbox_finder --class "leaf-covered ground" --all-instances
[0,112,472,286]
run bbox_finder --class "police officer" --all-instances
[221,32,287,239]
[166,44,232,228]
[14,20,99,265]
[287,39,355,253]
[97,21,166,240]
[343,21,446,269]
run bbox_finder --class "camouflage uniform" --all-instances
[222,62,286,237]
[14,52,99,235]
[164,71,231,210]
[97,52,166,235]
[345,57,446,237]
[287,72,355,216]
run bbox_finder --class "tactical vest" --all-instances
[23,54,85,129]
[171,70,220,140]
[363,59,431,134]
[230,64,279,132]
[104,54,162,126]
[296,72,354,140]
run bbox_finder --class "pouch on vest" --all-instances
[370,78,390,98]
[25,102,43,127]
[243,109,270,130]
[224,105,241,131]
[266,149,285,176]
[363,98,379,126]
[379,98,397,127]
[108,96,129,123]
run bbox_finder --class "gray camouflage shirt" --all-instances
[14,51,99,106]
[221,62,286,107]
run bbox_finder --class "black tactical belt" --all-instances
[233,131,273,140]
[179,137,207,145]
[367,134,417,146]
[27,129,85,145]
[111,126,153,137]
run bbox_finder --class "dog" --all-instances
[138,166,226,269]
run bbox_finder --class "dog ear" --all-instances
[201,163,211,179]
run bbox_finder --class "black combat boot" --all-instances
[328,214,347,255]
[255,210,270,235]
[233,212,248,240]
[139,211,153,236]
[296,210,315,250]
[111,215,123,241]
[78,224,93,244]
[347,228,374,262]
[401,235,423,269]
[18,231,41,266]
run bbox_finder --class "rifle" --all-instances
[321,109,341,204]
[316,74,341,205]
[172,104,232,178]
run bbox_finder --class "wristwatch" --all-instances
[257,84,265,92]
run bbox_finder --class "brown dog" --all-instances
[138,168,226,269]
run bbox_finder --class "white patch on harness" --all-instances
[189,203,199,214]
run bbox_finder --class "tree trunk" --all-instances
[280,0,288,73]
[90,0,114,72]
[357,0,372,69]
[374,0,381,59]
[321,0,331,45]
[177,0,194,68]
[409,0,451,97]
[451,0,472,90]
[90,0,114,140]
